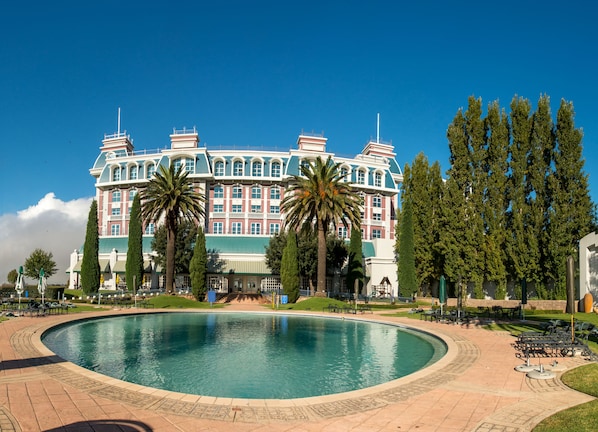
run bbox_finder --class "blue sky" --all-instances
[0,1,597,281]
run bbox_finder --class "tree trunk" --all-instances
[317,223,327,294]
[166,224,176,294]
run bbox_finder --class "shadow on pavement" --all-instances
[44,419,153,431]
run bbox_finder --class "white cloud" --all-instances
[0,193,93,284]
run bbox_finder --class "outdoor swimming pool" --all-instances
[42,312,446,399]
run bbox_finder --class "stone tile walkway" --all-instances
[0,304,595,431]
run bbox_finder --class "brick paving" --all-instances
[0,305,595,431]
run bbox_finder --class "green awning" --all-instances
[209,260,270,275]
[99,259,111,272]
[113,261,127,273]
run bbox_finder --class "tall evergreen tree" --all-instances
[281,229,300,303]
[190,226,208,301]
[346,227,363,298]
[398,198,417,297]
[526,95,554,296]
[440,106,475,301]
[484,101,510,299]
[402,154,438,294]
[81,200,100,294]
[464,96,487,298]
[545,100,595,297]
[505,96,533,294]
[126,194,144,293]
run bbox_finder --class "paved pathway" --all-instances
[0,303,595,431]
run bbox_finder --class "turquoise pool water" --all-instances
[42,312,446,399]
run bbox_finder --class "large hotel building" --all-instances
[68,127,403,298]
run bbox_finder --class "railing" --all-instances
[172,126,197,135]
[104,131,130,140]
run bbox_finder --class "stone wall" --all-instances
[445,298,574,312]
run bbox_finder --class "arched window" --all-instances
[357,169,366,185]
[252,161,262,177]
[214,161,224,176]
[112,166,121,181]
[146,164,156,178]
[233,160,243,176]
[271,161,281,177]
[130,165,138,180]
[374,172,382,187]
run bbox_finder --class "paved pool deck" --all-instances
[0,303,595,432]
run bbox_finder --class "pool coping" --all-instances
[16,308,474,423]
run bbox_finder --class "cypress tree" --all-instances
[441,106,474,301]
[190,226,208,301]
[126,194,144,293]
[526,95,554,297]
[402,154,436,295]
[484,101,510,299]
[346,227,363,298]
[506,96,533,296]
[81,200,100,294]
[545,100,595,297]
[281,229,300,302]
[398,198,417,297]
[464,97,486,298]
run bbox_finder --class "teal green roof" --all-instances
[95,236,155,254]
[93,235,372,258]
[362,241,375,258]
[206,235,270,254]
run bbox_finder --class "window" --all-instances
[232,204,242,213]
[112,167,121,181]
[213,204,224,213]
[340,167,348,181]
[338,226,347,238]
[214,186,224,198]
[252,161,262,177]
[185,158,194,172]
[215,161,224,176]
[130,166,138,180]
[213,222,223,234]
[373,213,382,221]
[232,222,242,234]
[233,160,243,176]
[270,186,280,200]
[271,161,281,177]
[269,223,280,235]
[357,169,365,185]
[232,186,243,199]
[111,207,121,216]
[251,205,261,213]
[269,205,280,214]
[173,159,182,173]
[111,224,120,236]
[251,223,261,235]
[146,164,156,178]
[145,223,155,235]
[251,186,262,199]
[129,190,137,201]
[373,196,382,208]
[374,172,382,187]
[112,191,121,202]
[372,229,382,239]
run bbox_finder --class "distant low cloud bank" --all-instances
[0,193,92,284]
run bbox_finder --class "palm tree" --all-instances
[140,164,204,294]
[281,156,361,294]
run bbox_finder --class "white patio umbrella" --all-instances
[15,266,24,310]
[38,268,47,307]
